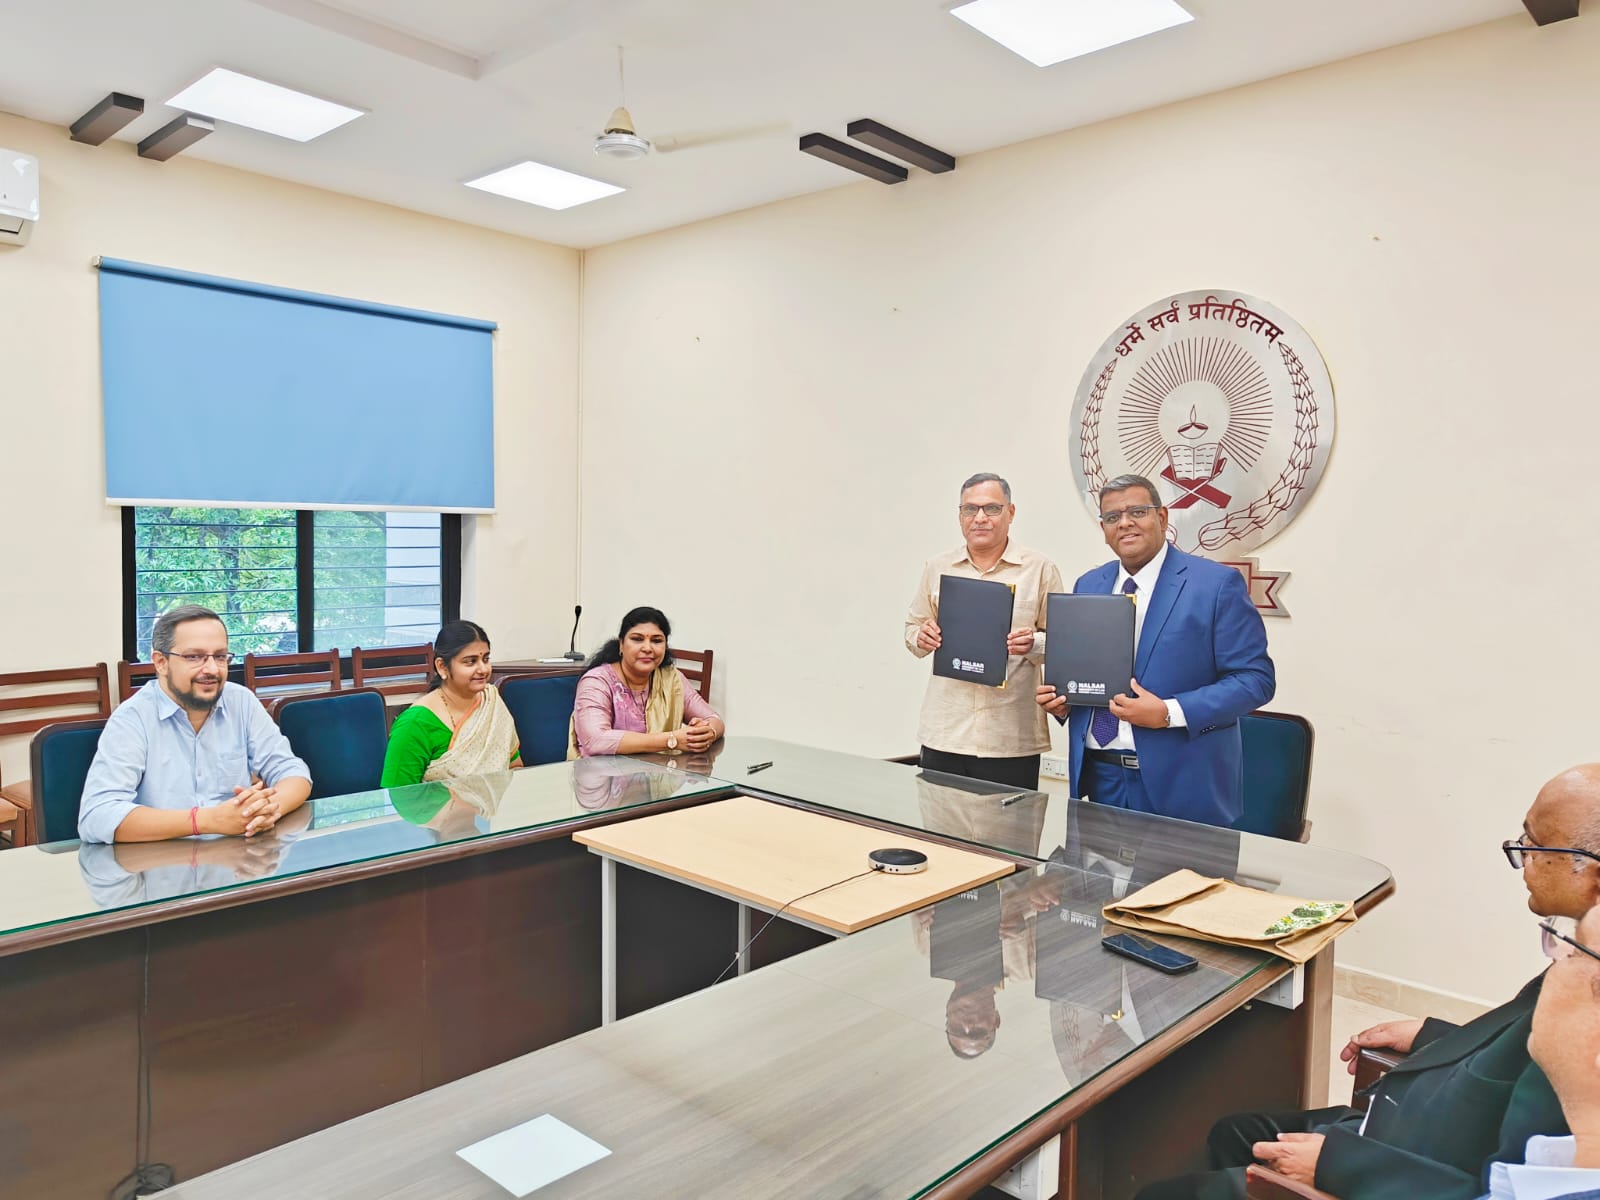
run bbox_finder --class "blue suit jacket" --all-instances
[1065,547,1275,827]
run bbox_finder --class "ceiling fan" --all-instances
[593,47,786,161]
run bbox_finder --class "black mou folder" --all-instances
[1043,593,1136,708]
[931,575,1014,688]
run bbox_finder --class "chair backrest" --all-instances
[0,664,112,741]
[244,648,342,697]
[1234,710,1314,842]
[273,688,389,801]
[30,718,109,843]
[674,648,714,697]
[117,660,160,702]
[350,643,434,698]
[499,674,581,767]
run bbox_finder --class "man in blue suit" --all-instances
[1036,473,1274,827]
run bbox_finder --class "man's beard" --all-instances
[170,677,223,713]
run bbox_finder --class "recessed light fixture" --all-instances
[464,161,624,210]
[166,68,364,142]
[950,0,1193,68]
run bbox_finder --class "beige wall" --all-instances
[0,109,580,784]
[579,13,1600,1002]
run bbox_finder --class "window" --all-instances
[124,508,460,662]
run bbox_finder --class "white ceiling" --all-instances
[0,0,1528,249]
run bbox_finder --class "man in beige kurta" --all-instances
[905,473,1062,789]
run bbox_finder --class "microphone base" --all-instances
[563,651,586,661]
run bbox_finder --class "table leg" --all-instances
[1297,944,1334,1108]
[601,855,617,1025]
[736,903,752,977]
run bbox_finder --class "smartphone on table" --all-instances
[1102,931,1199,974]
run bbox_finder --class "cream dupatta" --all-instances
[423,685,519,782]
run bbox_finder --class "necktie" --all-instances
[1090,578,1137,746]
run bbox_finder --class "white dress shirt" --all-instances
[1488,1135,1600,1199]
[1087,542,1188,752]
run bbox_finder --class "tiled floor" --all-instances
[1326,993,1413,1107]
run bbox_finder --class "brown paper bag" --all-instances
[1102,868,1356,964]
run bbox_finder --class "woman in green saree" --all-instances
[380,620,522,788]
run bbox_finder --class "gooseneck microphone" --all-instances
[564,604,585,660]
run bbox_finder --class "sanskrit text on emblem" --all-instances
[1070,291,1335,565]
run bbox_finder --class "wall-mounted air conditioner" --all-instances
[0,150,40,246]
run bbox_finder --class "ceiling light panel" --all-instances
[464,161,624,211]
[166,68,364,142]
[950,0,1193,68]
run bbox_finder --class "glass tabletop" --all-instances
[0,736,1390,950]
[0,757,727,942]
[700,738,1391,907]
[163,857,1275,1200]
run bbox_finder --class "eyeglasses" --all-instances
[1541,919,1600,965]
[160,651,235,667]
[1099,506,1158,527]
[958,504,1007,520]
[1502,838,1600,869]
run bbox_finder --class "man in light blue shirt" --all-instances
[78,605,311,844]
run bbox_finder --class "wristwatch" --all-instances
[666,734,679,752]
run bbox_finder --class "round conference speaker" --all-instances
[868,847,929,874]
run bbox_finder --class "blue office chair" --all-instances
[1234,710,1314,843]
[499,674,581,766]
[275,688,389,800]
[30,718,109,844]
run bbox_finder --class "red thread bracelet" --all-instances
[189,806,200,836]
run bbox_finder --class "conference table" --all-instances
[0,737,1391,1198]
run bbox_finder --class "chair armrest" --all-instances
[1352,1046,1408,1112]
[0,779,34,847]
[1246,1165,1338,1200]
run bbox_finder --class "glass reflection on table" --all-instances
[0,757,727,936]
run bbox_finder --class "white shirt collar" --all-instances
[1489,1136,1600,1200]
[1114,541,1169,595]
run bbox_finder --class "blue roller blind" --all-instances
[97,258,496,512]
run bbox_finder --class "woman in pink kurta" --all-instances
[570,606,724,758]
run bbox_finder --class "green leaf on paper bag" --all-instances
[1263,900,1347,937]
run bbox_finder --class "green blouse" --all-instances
[379,704,521,791]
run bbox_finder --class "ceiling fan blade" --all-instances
[653,122,790,154]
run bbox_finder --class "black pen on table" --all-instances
[746,761,774,775]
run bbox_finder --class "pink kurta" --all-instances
[572,663,720,757]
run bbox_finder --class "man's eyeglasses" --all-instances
[1502,839,1600,869]
[1541,919,1600,964]
[959,504,1007,520]
[159,651,235,667]
[1098,506,1158,527]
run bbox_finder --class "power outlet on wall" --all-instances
[1040,755,1071,781]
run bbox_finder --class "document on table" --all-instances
[457,1114,611,1196]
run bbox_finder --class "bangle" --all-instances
[189,806,200,836]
